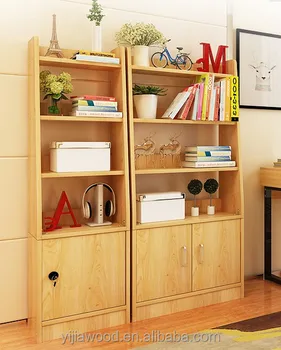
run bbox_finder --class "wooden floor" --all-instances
[2,278,281,349]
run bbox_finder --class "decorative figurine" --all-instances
[204,178,219,215]
[44,191,81,232]
[187,179,203,217]
[196,42,228,73]
[45,14,64,58]
[134,133,156,167]
[159,132,181,168]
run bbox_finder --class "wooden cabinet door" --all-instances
[42,232,125,321]
[136,225,191,302]
[192,220,241,291]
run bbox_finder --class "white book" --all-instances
[191,88,200,121]
[219,80,226,121]
[208,88,216,121]
[182,160,236,168]
[162,91,190,119]
[71,111,123,118]
[75,54,120,64]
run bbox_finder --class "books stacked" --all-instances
[273,159,281,167]
[182,146,236,168]
[71,50,120,64]
[161,75,239,122]
[70,95,122,118]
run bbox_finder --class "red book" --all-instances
[70,95,116,102]
[177,84,198,120]
[213,86,220,122]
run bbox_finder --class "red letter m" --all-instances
[196,43,228,73]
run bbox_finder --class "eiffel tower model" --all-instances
[45,14,64,58]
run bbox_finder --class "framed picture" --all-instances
[236,28,281,109]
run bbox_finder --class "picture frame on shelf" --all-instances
[236,28,281,109]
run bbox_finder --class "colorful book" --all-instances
[70,95,116,102]
[185,150,231,157]
[75,50,115,58]
[176,84,198,120]
[225,77,231,121]
[230,76,239,122]
[185,146,231,152]
[162,91,190,119]
[72,100,117,108]
[208,88,216,121]
[182,160,236,168]
[71,111,122,118]
[185,156,232,162]
[72,106,117,112]
[74,54,120,64]
[213,86,220,122]
[205,74,215,120]
[191,87,200,121]
[196,83,204,120]
[196,74,212,120]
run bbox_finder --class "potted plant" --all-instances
[187,179,203,217]
[204,178,219,215]
[115,23,166,67]
[87,0,105,51]
[133,84,167,119]
[40,70,73,115]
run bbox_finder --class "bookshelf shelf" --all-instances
[132,65,232,78]
[42,223,128,240]
[41,170,124,178]
[40,115,123,122]
[133,118,237,125]
[135,167,238,175]
[39,56,121,70]
[136,213,243,230]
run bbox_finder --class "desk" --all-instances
[260,167,281,284]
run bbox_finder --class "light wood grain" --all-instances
[135,167,238,175]
[192,220,241,291]
[260,167,281,188]
[40,116,123,122]
[41,170,124,178]
[42,232,126,321]
[136,226,191,302]
[133,118,236,125]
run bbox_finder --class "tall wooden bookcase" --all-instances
[28,37,130,342]
[126,47,244,322]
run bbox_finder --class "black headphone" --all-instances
[82,183,116,219]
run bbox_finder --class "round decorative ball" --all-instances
[187,179,203,196]
[204,178,219,195]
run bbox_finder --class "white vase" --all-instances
[133,45,150,66]
[92,23,102,51]
[134,95,158,119]
[191,207,199,217]
[207,205,215,215]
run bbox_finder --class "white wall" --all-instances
[232,0,281,276]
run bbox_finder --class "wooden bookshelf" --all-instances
[133,118,237,125]
[40,115,123,122]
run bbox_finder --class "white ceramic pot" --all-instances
[191,207,199,217]
[207,205,215,215]
[133,45,150,66]
[92,23,102,51]
[134,95,158,119]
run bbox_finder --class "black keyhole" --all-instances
[49,271,59,286]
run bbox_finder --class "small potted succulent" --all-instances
[133,84,167,119]
[87,0,105,51]
[187,179,203,217]
[40,70,73,115]
[115,22,166,66]
[204,178,219,215]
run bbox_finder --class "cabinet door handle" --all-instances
[199,244,204,264]
[181,246,188,267]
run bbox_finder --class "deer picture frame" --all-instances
[236,28,281,109]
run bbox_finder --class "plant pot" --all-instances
[133,45,150,66]
[134,95,158,119]
[191,207,199,217]
[207,205,215,215]
[92,23,102,51]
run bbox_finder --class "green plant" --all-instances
[115,23,166,46]
[87,0,104,26]
[187,179,203,207]
[40,70,73,114]
[204,178,219,206]
[133,84,167,96]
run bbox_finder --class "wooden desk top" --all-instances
[260,167,281,188]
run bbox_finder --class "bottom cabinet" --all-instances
[192,220,241,291]
[136,225,191,302]
[42,232,126,321]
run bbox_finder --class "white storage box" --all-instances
[136,192,185,224]
[50,142,111,172]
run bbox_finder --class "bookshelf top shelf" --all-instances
[132,65,232,78]
[133,118,237,125]
[40,115,123,123]
[40,56,121,71]
[42,170,124,178]
[135,167,238,175]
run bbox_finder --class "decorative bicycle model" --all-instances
[151,39,193,70]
